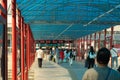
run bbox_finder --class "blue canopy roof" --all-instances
[16,0,120,40]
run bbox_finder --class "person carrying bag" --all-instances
[110,45,118,68]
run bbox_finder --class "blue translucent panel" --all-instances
[16,0,120,40]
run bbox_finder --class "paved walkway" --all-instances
[59,61,87,80]
[29,57,120,80]
[29,59,87,80]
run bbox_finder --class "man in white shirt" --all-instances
[110,45,118,69]
[36,47,44,68]
[54,46,59,64]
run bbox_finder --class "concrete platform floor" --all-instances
[29,58,87,80]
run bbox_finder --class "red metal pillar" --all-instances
[86,35,88,51]
[1,0,6,8]
[27,25,30,69]
[26,24,30,80]
[98,32,101,49]
[83,37,85,59]
[24,24,28,80]
[80,37,83,48]
[88,35,91,46]
[110,27,114,49]
[12,0,17,80]
[94,33,96,51]
[18,9,21,30]
[34,40,36,60]
[83,37,85,51]
[1,0,8,80]
[29,31,32,66]
[21,17,24,80]
[79,39,81,60]
[90,34,92,46]
[104,29,107,47]
[110,27,114,67]
[1,0,7,15]
[77,39,80,61]
[85,37,86,50]
[17,9,21,80]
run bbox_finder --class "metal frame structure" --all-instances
[74,26,114,61]
[15,0,120,40]
[2,0,119,80]
[11,0,36,80]
[0,0,7,80]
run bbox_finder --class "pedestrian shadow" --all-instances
[58,61,87,80]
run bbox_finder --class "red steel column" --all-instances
[1,0,8,80]
[98,32,101,49]
[83,37,85,58]
[12,0,17,80]
[110,27,114,67]
[27,25,30,69]
[21,17,24,80]
[90,34,92,46]
[1,0,6,8]
[110,27,114,49]
[18,9,21,30]
[1,0,7,17]
[17,9,21,79]
[104,29,107,47]
[24,24,27,80]
[83,37,85,51]
[29,30,32,66]
[34,40,36,60]
[86,35,88,51]
[77,39,80,61]
[94,33,96,51]
[81,37,83,54]
[88,35,89,46]
[26,24,30,80]
[79,39,81,60]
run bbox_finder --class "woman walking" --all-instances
[87,46,96,69]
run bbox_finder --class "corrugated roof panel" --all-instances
[16,0,120,40]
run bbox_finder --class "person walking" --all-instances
[73,49,76,61]
[36,47,44,68]
[82,47,120,80]
[59,49,64,63]
[54,46,59,64]
[68,49,73,66]
[63,49,67,62]
[87,46,96,69]
[110,45,118,69]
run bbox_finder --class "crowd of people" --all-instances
[36,46,77,67]
[49,46,77,66]
[36,45,120,80]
